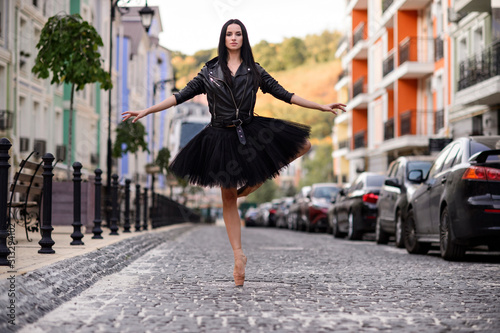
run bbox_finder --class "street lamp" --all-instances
[106,0,154,224]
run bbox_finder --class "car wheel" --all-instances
[332,214,343,238]
[394,210,405,248]
[404,209,430,254]
[375,217,390,245]
[347,211,362,240]
[440,207,466,261]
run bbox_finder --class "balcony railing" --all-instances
[354,130,366,149]
[384,118,394,140]
[400,110,415,136]
[399,37,434,65]
[435,37,444,61]
[352,22,366,47]
[382,0,394,13]
[338,69,348,82]
[352,76,366,98]
[435,109,444,133]
[383,51,395,77]
[338,139,350,150]
[458,41,500,91]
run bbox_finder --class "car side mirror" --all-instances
[339,189,345,196]
[384,177,400,188]
[408,170,424,183]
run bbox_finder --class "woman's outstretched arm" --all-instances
[290,95,346,115]
[121,95,177,123]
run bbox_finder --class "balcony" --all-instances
[352,22,365,48]
[343,22,368,65]
[335,69,350,91]
[353,130,366,149]
[434,109,444,133]
[338,139,350,150]
[383,51,395,77]
[384,118,394,140]
[434,37,444,62]
[400,110,415,136]
[456,41,500,106]
[348,77,369,110]
[454,0,490,14]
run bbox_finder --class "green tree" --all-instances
[253,40,284,72]
[280,37,307,69]
[155,147,171,177]
[32,13,112,178]
[112,121,149,182]
[246,180,278,204]
[299,144,333,187]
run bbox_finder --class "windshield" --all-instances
[313,186,340,199]
[471,138,500,161]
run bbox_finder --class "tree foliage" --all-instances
[299,144,334,187]
[245,180,278,204]
[112,121,149,158]
[32,13,112,90]
[155,147,171,176]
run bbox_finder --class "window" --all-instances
[472,115,483,135]
[428,145,452,179]
[0,0,5,42]
[443,143,461,170]
[473,26,484,55]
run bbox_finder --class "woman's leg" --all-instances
[237,139,312,197]
[221,187,247,286]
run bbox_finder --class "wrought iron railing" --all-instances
[352,76,366,98]
[400,110,414,136]
[352,22,366,47]
[435,37,444,61]
[338,139,350,150]
[399,37,434,65]
[354,130,366,149]
[383,51,395,76]
[458,41,500,91]
[338,69,348,82]
[382,0,394,13]
[435,109,444,133]
[384,118,394,140]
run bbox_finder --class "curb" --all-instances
[0,224,197,332]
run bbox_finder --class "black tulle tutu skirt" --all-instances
[169,116,310,188]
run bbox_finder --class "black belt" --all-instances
[211,116,252,145]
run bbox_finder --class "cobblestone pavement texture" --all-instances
[11,225,500,332]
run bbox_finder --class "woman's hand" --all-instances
[121,109,149,123]
[320,103,347,115]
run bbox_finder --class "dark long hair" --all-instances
[218,19,260,87]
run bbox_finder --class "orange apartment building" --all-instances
[333,0,500,184]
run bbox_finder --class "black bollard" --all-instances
[38,153,55,254]
[109,174,119,235]
[70,162,84,245]
[123,179,131,233]
[92,169,103,239]
[0,138,12,265]
[143,188,148,231]
[135,184,141,232]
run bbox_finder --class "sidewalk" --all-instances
[1,222,192,280]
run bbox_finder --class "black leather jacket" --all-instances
[174,57,294,126]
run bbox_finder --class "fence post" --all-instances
[123,179,131,233]
[135,184,141,232]
[38,153,55,254]
[70,162,84,245]
[143,187,148,231]
[0,138,12,265]
[109,174,119,235]
[92,168,103,239]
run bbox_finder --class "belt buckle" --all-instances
[232,119,243,127]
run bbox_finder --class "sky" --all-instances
[145,0,347,55]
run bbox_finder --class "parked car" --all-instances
[274,197,294,228]
[254,202,273,227]
[287,186,311,231]
[302,183,342,232]
[376,156,434,248]
[244,207,259,227]
[328,172,385,240]
[404,136,500,260]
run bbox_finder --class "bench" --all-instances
[8,152,43,241]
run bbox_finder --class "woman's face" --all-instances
[225,23,243,52]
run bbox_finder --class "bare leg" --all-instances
[238,140,312,198]
[221,187,247,286]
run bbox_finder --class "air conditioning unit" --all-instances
[56,145,66,162]
[33,139,47,157]
[19,137,30,152]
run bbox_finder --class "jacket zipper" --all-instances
[209,73,249,119]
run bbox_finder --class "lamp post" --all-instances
[107,0,154,224]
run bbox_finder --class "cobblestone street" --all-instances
[18,225,500,332]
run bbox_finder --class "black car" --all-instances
[376,156,434,247]
[404,136,500,260]
[328,172,386,240]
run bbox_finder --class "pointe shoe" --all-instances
[233,250,247,286]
